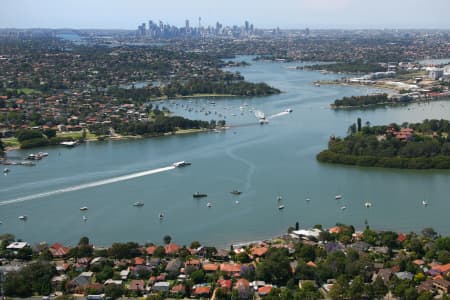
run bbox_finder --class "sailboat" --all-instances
[364,202,372,208]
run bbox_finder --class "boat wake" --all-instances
[268,111,289,119]
[0,165,176,206]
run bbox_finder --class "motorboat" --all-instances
[27,153,43,160]
[422,200,428,207]
[235,200,240,204]
[82,216,88,221]
[133,201,144,207]
[79,206,88,211]
[3,168,10,173]
[335,194,342,200]
[305,197,311,202]
[278,205,285,210]
[18,215,27,221]
[60,141,79,147]
[365,202,372,208]
[159,212,164,219]
[230,190,242,195]
[193,192,208,198]
[173,161,191,167]
[277,195,283,201]
[285,108,293,113]
[340,206,347,210]
[207,202,212,208]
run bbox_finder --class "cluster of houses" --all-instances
[1,225,450,299]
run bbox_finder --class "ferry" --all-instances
[193,192,208,198]
[80,206,88,211]
[173,161,191,167]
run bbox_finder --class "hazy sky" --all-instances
[1,0,449,29]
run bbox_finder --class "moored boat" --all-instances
[335,194,342,200]
[133,201,144,207]
[193,192,207,198]
[80,206,88,211]
[230,190,242,195]
[365,202,372,208]
[278,204,285,210]
[18,215,27,221]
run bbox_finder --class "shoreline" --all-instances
[2,127,228,154]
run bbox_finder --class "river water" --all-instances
[1,57,450,247]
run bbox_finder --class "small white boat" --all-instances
[133,201,144,207]
[278,205,285,210]
[235,200,239,204]
[422,200,428,207]
[335,194,342,200]
[207,202,212,208]
[3,168,10,173]
[305,197,311,202]
[0,221,3,224]
[18,215,27,221]
[82,216,88,221]
[340,206,347,210]
[365,202,372,208]
[277,195,283,201]
[285,108,293,113]
[80,206,88,211]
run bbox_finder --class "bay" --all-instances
[1,57,450,247]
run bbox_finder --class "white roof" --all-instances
[6,242,29,249]
[292,228,321,238]
[120,269,130,276]
[80,271,94,278]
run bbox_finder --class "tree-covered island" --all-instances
[317,119,450,169]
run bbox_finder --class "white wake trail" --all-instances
[268,111,289,119]
[0,165,176,206]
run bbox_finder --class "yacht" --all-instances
[18,215,27,221]
[230,190,242,195]
[278,204,285,210]
[207,202,212,208]
[365,202,372,208]
[340,206,347,210]
[422,200,429,207]
[335,194,342,200]
[133,201,144,207]
[79,206,88,211]
[82,216,88,221]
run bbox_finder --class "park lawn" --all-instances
[7,88,40,95]
[2,137,20,148]
[57,131,96,140]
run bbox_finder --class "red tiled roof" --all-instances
[203,263,219,272]
[49,243,70,257]
[146,246,157,255]
[171,284,185,293]
[220,263,242,273]
[129,279,145,291]
[164,243,180,254]
[432,263,450,273]
[217,279,232,289]
[194,286,211,295]
[258,285,272,295]
[134,257,145,265]
[251,247,268,257]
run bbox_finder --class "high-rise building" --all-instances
[185,19,190,32]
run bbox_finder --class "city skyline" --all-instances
[1,0,450,30]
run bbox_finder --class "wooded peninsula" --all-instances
[317,119,450,169]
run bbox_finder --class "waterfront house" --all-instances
[49,243,71,258]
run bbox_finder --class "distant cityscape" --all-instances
[136,18,290,38]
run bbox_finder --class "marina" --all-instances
[1,57,450,247]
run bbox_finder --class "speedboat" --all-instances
[285,108,293,113]
[278,205,285,210]
[80,206,88,211]
[133,201,144,207]
[193,192,207,198]
[3,168,10,173]
[422,200,428,207]
[365,202,372,208]
[207,202,212,208]
[335,194,342,200]
[18,215,27,221]
[230,190,242,195]
[173,161,191,167]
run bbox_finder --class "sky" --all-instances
[1,0,449,30]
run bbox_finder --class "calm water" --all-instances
[1,58,450,247]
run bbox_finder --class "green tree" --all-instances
[105,284,124,299]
